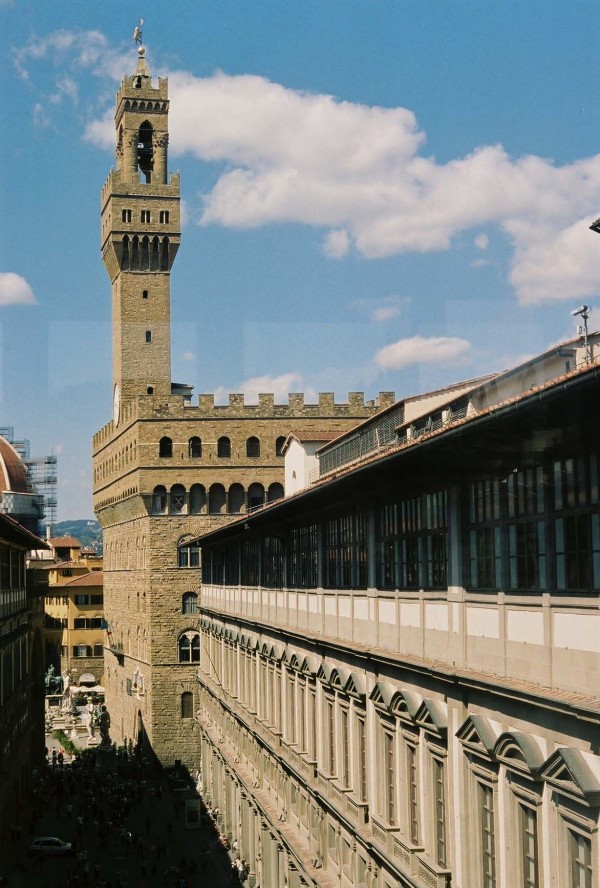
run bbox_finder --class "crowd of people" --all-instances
[5,747,247,887]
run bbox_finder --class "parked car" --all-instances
[28,837,73,856]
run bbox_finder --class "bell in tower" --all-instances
[138,121,153,183]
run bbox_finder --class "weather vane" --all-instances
[132,18,144,47]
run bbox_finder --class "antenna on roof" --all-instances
[571,305,592,363]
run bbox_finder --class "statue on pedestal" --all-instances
[99,705,111,747]
[45,665,64,695]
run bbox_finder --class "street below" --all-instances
[2,738,240,888]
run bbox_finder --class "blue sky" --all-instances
[1,0,600,520]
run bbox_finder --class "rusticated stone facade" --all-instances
[93,52,393,766]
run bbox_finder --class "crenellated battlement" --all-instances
[195,391,396,416]
[92,390,395,454]
[116,74,169,108]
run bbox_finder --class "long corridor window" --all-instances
[554,454,600,593]
[324,512,367,589]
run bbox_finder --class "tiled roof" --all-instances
[0,512,50,549]
[40,559,89,571]
[63,571,103,587]
[49,536,81,548]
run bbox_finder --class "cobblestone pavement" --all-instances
[2,739,239,888]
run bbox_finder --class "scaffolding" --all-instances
[0,427,58,534]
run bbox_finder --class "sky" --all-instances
[1,0,600,521]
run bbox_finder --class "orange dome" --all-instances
[0,436,30,494]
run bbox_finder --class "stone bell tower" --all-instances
[100,46,180,417]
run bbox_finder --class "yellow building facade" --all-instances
[43,537,104,686]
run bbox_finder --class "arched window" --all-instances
[141,235,149,270]
[209,483,226,514]
[160,236,169,271]
[246,436,260,458]
[182,592,198,614]
[152,485,167,514]
[228,483,245,514]
[93,643,104,657]
[170,484,186,514]
[131,235,140,270]
[276,436,287,457]
[248,482,265,510]
[181,691,193,718]
[217,436,231,458]
[189,436,202,458]
[159,436,172,458]
[178,538,200,568]
[189,484,206,515]
[268,482,284,503]
[138,121,153,183]
[121,235,130,270]
[150,236,160,271]
[178,632,200,663]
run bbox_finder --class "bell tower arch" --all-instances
[101,48,180,411]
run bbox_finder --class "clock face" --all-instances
[113,383,120,426]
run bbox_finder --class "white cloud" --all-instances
[372,305,401,322]
[323,229,350,259]
[374,335,471,370]
[181,351,195,362]
[0,273,36,306]
[33,102,50,128]
[49,76,79,106]
[508,215,600,305]
[214,372,313,404]
[13,30,127,83]
[16,34,600,307]
[13,29,130,131]
[158,71,600,305]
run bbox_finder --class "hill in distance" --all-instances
[53,519,103,554]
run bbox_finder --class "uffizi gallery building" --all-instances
[93,47,600,888]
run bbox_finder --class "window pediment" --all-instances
[369,680,396,712]
[300,653,320,676]
[318,661,348,687]
[457,713,501,757]
[391,688,422,721]
[540,747,600,805]
[283,648,301,669]
[493,731,545,777]
[334,666,350,689]
[415,698,448,736]
[344,670,367,701]
[271,642,285,661]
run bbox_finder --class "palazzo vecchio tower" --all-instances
[92,45,393,766]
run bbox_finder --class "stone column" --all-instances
[153,132,168,184]
[123,131,138,183]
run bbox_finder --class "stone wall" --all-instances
[94,392,394,766]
